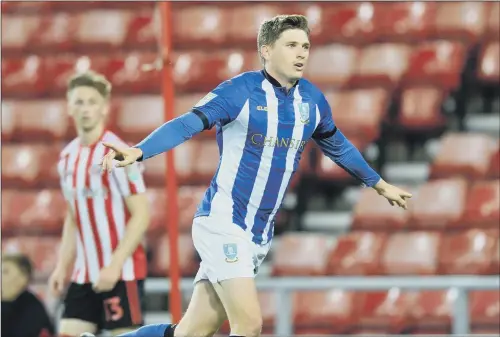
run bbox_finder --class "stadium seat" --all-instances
[75,10,130,52]
[381,231,441,275]
[2,236,60,281]
[430,133,497,180]
[326,231,387,276]
[432,2,488,44]
[1,101,15,142]
[29,13,79,54]
[178,186,206,232]
[409,290,455,334]
[351,187,411,230]
[149,233,198,277]
[350,43,411,89]
[374,2,436,42]
[145,188,167,236]
[293,290,356,334]
[463,180,500,228]
[1,15,41,56]
[305,44,359,88]
[353,289,416,334]
[397,85,446,130]
[173,6,229,48]
[439,229,498,275]
[272,233,332,276]
[491,237,500,275]
[115,96,163,142]
[2,144,62,189]
[404,40,466,91]
[470,290,500,332]
[287,3,330,45]
[7,99,69,142]
[477,41,500,84]
[486,2,500,39]
[1,1,53,14]
[488,142,500,178]
[408,178,467,230]
[192,142,220,184]
[2,56,46,98]
[329,88,389,143]
[123,8,157,50]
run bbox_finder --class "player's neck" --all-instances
[264,67,295,89]
[78,123,106,147]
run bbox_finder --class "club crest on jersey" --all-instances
[223,243,239,263]
[298,103,310,124]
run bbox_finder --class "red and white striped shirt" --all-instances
[58,130,147,284]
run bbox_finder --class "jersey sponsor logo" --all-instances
[223,243,239,263]
[251,134,307,150]
[194,92,217,107]
[298,103,310,124]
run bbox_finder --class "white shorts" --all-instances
[192,215,272,284]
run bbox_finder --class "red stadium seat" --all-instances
[75,10,130,52]
[178,186,206,232]
[351,187,411,230]
[142,153,166,186]
[381,231,441,275]
[287,3,330,45]
[326,231,387,276]
[123,8,157,50]
[491,237,500,275]
[228,5,287,48]
[173,6,229,48]
[470,290,500,331]
[432,2,488,44]
[1,15,41,56]
[397,85,446,130]
[404,40,466,91]
[293,290,356,334]
[145,188,167,236]
[353,289,417,334]
[488,143,500,178]
[2,56,46,98]
[2,144,61,189]
[192,142,219,184]
[1,101,16,142]
[1,1,53,14]
[409,290,455,333]
[477,41,500,84]
[2,236,60,280]
[375,3,437,42]
[439,229,498,275]
[430,133,497,180]
[305,44,360,88]
[409,179,467,230]
[115,96,163,142]
[486,2,500,39]
[29,13,79,54]
[149,233,198,277]
[9,99,69,142]
[350,43,411,88]
[1,190,18,235]
[463,180,500,228]
[330,88,389,142]
[272,233,331,276]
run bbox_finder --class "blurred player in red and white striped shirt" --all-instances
[48,71,150,337]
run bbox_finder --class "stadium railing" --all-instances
[145,276,500,335]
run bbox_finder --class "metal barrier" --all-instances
[145,276,500,335]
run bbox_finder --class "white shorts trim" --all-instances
[192,216,272,284]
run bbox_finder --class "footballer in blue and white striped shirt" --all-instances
[98,13,412,337]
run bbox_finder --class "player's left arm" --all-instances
[313,94,412,209]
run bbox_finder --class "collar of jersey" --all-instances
[261,69,298,95]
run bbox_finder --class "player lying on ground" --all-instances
[48,71,151,337]
[92,14,411,337]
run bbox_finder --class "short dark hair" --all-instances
[2,253,33,280]
[257,14,310,65]
[67,70,112,99]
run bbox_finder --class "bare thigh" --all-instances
[174,280,227,337]
[59,318,97,336]
[213,277,262,337]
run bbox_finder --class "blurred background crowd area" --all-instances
[1,1,499,335]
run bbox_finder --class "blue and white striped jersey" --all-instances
[192,70,337,245]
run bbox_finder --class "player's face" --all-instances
[1,261,28,300]
[264,28,310,84]
[67,86,109,133]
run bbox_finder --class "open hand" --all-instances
[100,143,143,172]
[374,180,412,210]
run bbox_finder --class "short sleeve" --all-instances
[112,162,146,197]
[312,93,337,140]
[191,79,248,130]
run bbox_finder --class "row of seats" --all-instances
[3,40,498,98]
[2,2,499,55]
[3,228,498,281]
[2,178,498,237]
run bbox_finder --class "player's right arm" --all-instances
[101,78,247,169]
[49,209,77,296]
